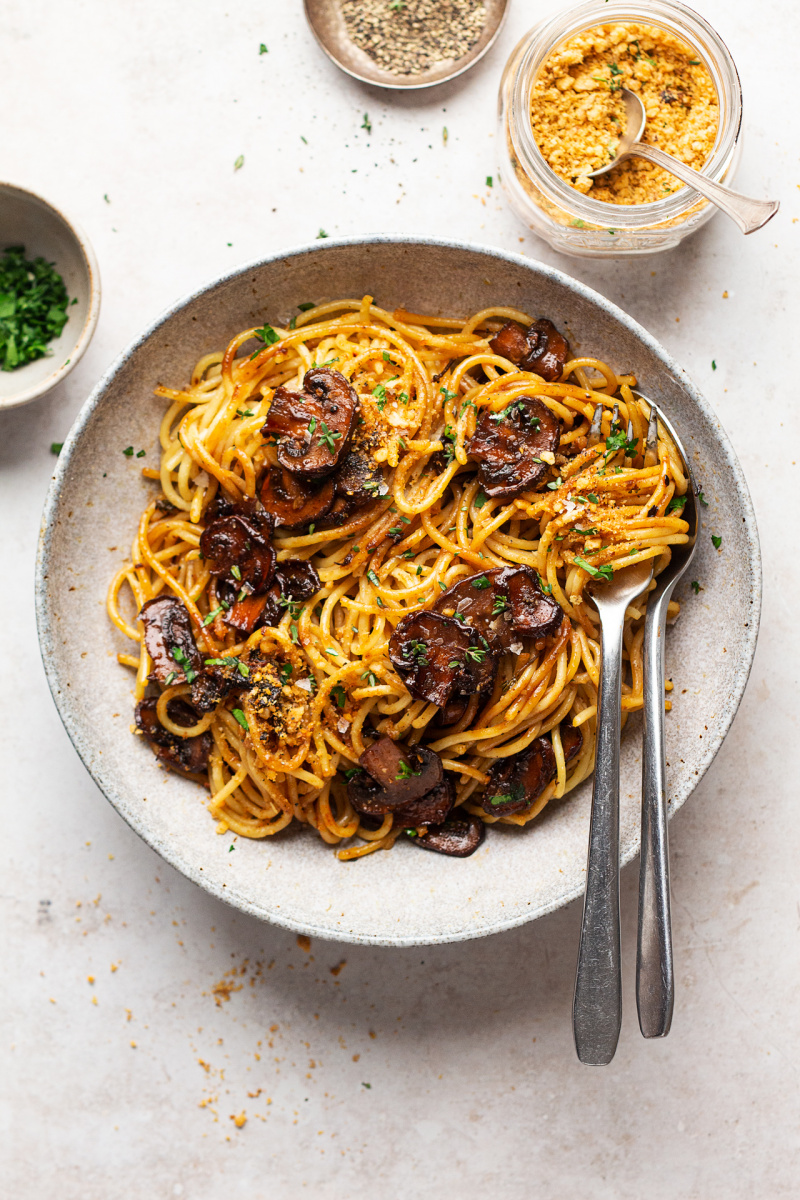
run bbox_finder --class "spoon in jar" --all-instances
[588,88,779,234]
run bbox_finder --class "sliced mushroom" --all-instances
[190,656,250,713]
[393,774,455,828]
[431,693,470,730]
[388,610,495,708]
[411,813,485,857]
[435,565,563,647]
[489,318,570,382]
[224,589,278,635]
[135,697,211,777]
[259,466,335,531]
[262,367,358,479]
[502,566,564,639]
[466,396,561,500]
[560,722,584,763]
[358,737,443,807]
[335,448,385,505]
[139,596,203,685]
[199,509,276,593]
[434,569,516,651]
[481,736,556,816]
[276,558,321,603]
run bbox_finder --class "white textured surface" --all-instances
[1,0,797,1196]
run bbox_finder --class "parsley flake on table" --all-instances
[711,534,722,549]
[486,175,493,187]
[697,490,708,506]
[361,112,372,133]
[234,155,244,171]
[691,580,701,594]
[0,245,71,372]
[317,229,329,239]
[259,42,268,54]
[50,442,63,455]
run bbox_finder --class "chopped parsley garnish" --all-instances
[488,784,524,807]
[586,492,599,503]
[382,351,391,362]
[170,645,196,683]
[318,421,342,454]
[50,442,63,455]
[474,490,488,509]
[605,430,637,457]
[690,580,701,594]
[574,557,613,581]
[332,684,347,709]
[546,476,563,491]
[361,670,378,687]
[395,760,422,781]
[666,495,686,513]
[361,112,372,133]
[235,409,254,419]
[307,416,317,436]
[317,229,328,239]
[259,42,268,54]
[486,175,493,187]
[492,595,508,615]
[232,708,249,731]
[439,386,457,402]
[397,391,409,405]
[472,575,490,589]
[290,622,299,643]
[280,663,293,684]
[402,550,416,560]
[231,564,242,581]
[438,580,447,591]
[136,449,146,458]
[697,490,708,506]
[123,446,134,457]
[465,646,488,663]
[372,383,387,410]
[0,245,71,371]
[441,425,457,463]
[388,526,402,537]
[404,640,428,666]
[367,569,380,586]
[298,301,315,312]
[202,603,227,626]
[234,155,244,171]
[711,534,722,549]
[344,767,362,781]
[164,671,176,687]
[255,323,279,346]
[711,359,717,370]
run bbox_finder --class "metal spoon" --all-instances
[589,88,779,235]
[634,398,700,1039]
[573,432,654,1063]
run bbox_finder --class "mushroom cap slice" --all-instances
[259,466,335,531]
[560,722,584,763]
[481,736,557,816]
[135,697,211,777]
[355,737,444,809]
[435,565,564,647]
[466,396,560,500]
[488,318,570,383]
[411,813,486,857]
[388,610,495,708]
[392,774,455,828]
[139,596,202,685]
[199,511,276,593]
[262,368,359,479]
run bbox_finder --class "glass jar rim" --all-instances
[509,0,743,227]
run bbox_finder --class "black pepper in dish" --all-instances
[340,0,487,77]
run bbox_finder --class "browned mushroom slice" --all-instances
[560,722,584,763]
[489,318,570,383]
[275,559,321,603]
[335,448,386,506]
[359,737,443,807]
[225,588,279,635]
[259,466,335,531]
[502,566,564,639]
[481,736,557,816]
[190,656,250,712]
[388,610,495,707]
[199,511,276,593]
[466,396,560,500]
[393,774,455,828]
[139,596,203,685]
[431,693,470,730]
[411,813,485,857]
[135,697,211,777]
[434,569,516,650]
[262,368,359,479]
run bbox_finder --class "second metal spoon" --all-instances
[589,88,779,235]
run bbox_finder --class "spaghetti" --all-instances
[108,296,688,860]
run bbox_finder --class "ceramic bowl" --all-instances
[36,237,761,946]
[0,182,101,410]
[303,0,508,89]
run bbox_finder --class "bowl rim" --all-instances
[35,234,762,945]
[0,180,102,411]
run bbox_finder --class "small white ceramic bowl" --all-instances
[0,182,101,411]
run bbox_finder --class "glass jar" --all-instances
[498,0,743,257]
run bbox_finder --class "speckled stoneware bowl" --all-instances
[36,237,761,946]
[0,182,101,410]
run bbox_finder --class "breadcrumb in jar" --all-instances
[530,23,719,204]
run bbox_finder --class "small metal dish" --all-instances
[304,0,509,89]
[0,182,101,411]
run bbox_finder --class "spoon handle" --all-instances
[573,602,624,1065]
[631,142,779,235]
[637,585,675,1038]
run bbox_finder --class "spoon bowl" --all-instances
[588,87,778,234]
